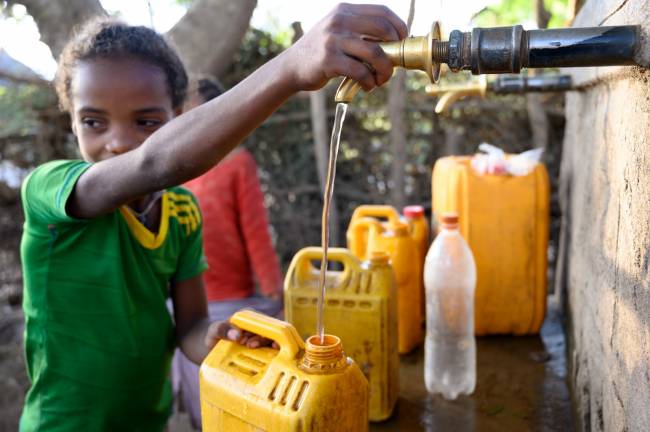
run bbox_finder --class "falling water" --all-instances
[316,102,348,343]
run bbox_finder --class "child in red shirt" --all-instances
[185,78,283,302]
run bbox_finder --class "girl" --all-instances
[20,3,406,431]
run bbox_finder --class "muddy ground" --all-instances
[1,201,572,431]
[2,298,573,431]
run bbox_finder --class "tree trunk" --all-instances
[389,69,408,210]
[527,0,551,151]
[167,0,257,77]
[443,124,462,156]
[7,0,106,59]
[533,0,551,29]
[388,0,415,211]
[526,92,550,150]
[13,0,256,78]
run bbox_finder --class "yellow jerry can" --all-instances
[348,219,424,354]
[283,247,398,421]
[431,156,550,335]
[346,205,401,258]
[403,205,430,321]
[403,205,430,264]
[200,310,369,432]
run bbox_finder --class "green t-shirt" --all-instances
[19,160,208,431]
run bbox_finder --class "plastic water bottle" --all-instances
[424,213,476,400]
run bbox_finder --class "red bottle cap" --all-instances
[403,205,424,218]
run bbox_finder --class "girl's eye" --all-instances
[81,118,105,129]
[137,118,163,128]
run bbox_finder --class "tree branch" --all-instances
[7,0,106,59]
[0,70,51,87]
[166,0,257,77]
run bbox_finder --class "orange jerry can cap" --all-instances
[439,213,459,229]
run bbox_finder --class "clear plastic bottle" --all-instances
[424,213,477,400]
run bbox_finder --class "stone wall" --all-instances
[555,0,650,430]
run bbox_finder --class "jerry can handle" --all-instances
[347,217,384,259]
[351,205,401,226]
[294,247,360,283]
[230,310,305,361]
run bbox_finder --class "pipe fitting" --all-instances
[334,23,638,102]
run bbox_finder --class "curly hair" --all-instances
[55,18,188,112]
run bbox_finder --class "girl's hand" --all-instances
[204,320,279,350]
[284,3,407,92]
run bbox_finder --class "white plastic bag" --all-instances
[471,143,543,176]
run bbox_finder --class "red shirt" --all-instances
[185,149,282,301]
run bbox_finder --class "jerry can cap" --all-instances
[369,250,389,264]
[439,212,459,229]
[403,205,424,218]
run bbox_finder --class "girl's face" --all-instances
[70,58,178,163]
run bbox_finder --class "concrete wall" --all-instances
[555,1,650,431]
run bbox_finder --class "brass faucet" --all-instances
[335,22,443,103]
[425,76,488,114]
[426,74,574,113]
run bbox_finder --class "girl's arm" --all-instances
[67,4,407,218]
[172,275,274,364]
[171,275,212,364]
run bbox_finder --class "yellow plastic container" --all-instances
[348,219,424,354]
[431,156,549,335]
[346,205,401,258]
[403,205,430,264]
[403,205,430,321]
[200,310,369,432]
[283,247,398,421]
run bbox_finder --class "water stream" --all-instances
[316,102,348,343]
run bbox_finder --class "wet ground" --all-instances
[169,296,574,431]
[2,296,573,431]
[370,296,573,432]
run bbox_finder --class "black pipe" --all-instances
[443,25,639,74]
[490,75,573,94]
[526,26,638,68]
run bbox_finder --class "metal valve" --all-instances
[335,23,638,103]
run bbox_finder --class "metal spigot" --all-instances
[425,76,488,113]
[426,74,574,113]
[335,22,444,103]
[335,23,638,103]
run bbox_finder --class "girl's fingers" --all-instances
[336,12,401,42]
[226,327,241,341]
[207,321,281,350]
[242,333,274,349]
[339,37,394,86]
[335,3,408,40]
[246,335,263,348]
[205,321,232,348]
[327,55,375,91]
